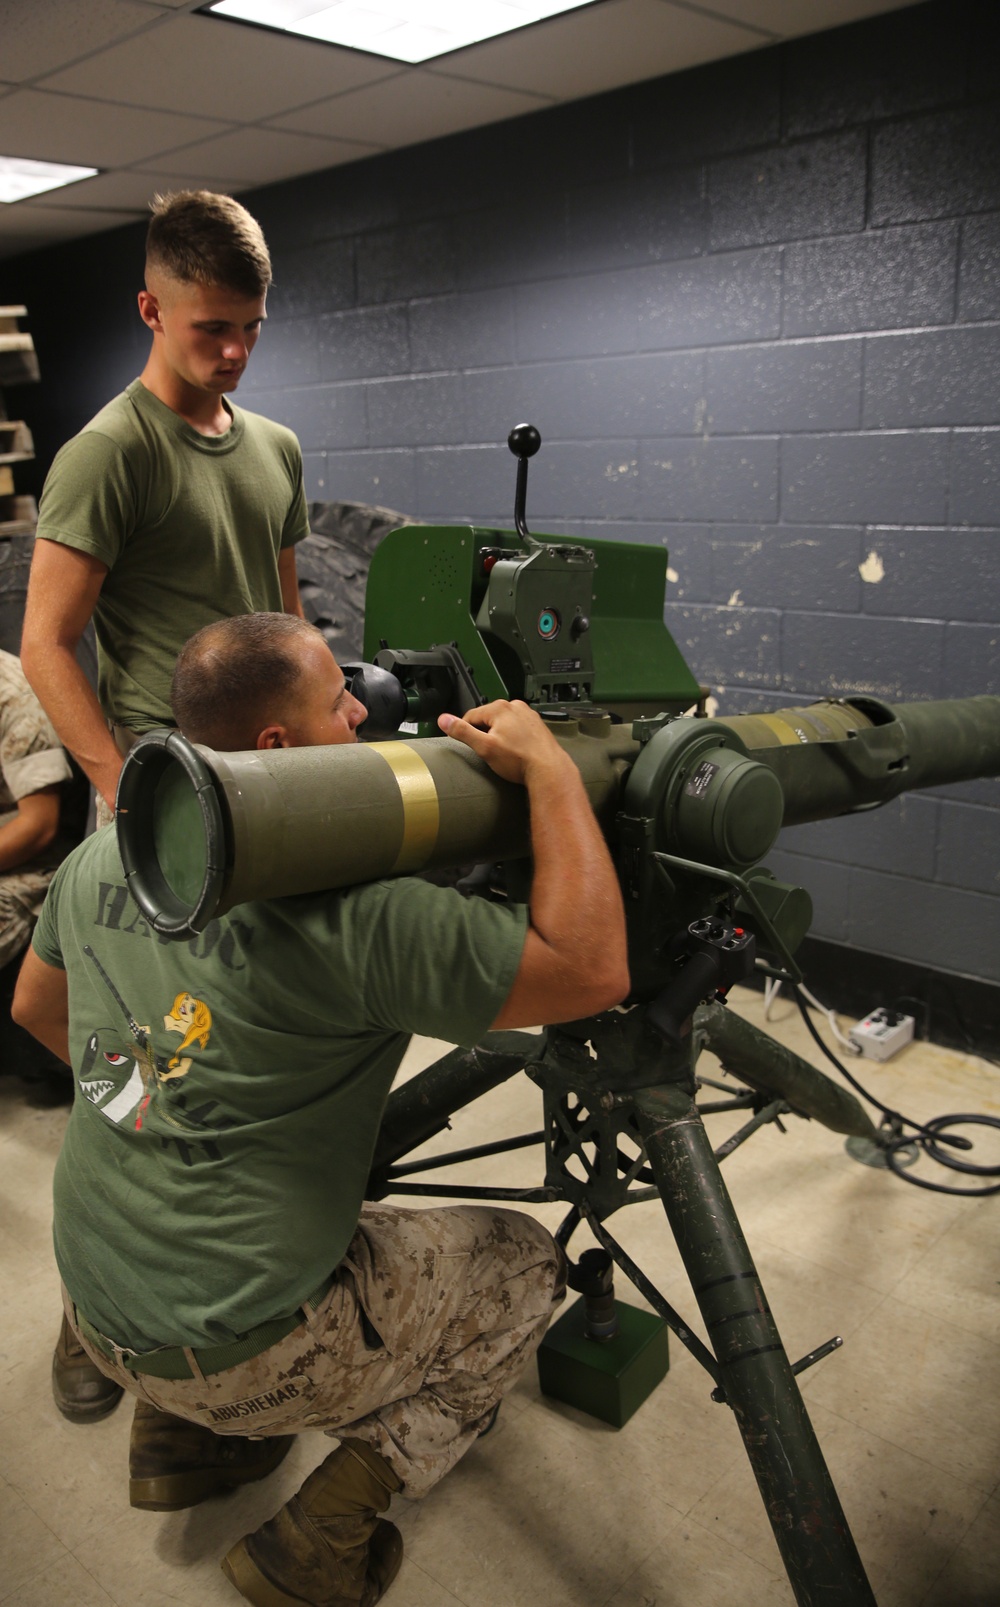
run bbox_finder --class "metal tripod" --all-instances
[367,999,881,1607]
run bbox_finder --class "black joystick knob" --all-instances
[508,422,541,541]
[508,422,541,460]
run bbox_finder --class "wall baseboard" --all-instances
[745,938,1000,1064]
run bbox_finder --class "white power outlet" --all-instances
[849,1008,916,1062]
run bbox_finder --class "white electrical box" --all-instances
[849,1008,916,1062]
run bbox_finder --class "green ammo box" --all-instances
[537,1297,670,1429]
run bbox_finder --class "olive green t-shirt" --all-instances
[35,828,528,1353]
[35,380,309,731]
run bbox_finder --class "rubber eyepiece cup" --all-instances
[115,730,228,940]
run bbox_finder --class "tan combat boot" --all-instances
[221,1437,403,1607]
[130,1398,295,1510]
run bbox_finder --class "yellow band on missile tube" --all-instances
[368,741,441,872]
[753,713,809,745]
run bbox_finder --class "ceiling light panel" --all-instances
[207,1,600,64]
[0,155,98,204]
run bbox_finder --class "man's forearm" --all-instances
[440,700,629,1025]
[278,545,305,617]
[22,645,122,808]
[524,749,627,990]
[13,947,71,1065]
[0,792,60,872]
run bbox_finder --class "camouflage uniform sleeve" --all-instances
[0,653,73,801]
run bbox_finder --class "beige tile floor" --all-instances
[1,987,999,1607]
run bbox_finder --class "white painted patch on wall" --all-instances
[859,551,885,584]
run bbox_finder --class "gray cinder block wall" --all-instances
[2,0,998,1016]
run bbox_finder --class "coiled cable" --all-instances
[790,985,1000,1197]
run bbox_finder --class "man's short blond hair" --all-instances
[146,190,272,298]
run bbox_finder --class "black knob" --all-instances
[508,422,541,459]
[571,614,590,640]
[508,423,541,541]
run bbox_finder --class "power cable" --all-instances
[788,985,1000,1197]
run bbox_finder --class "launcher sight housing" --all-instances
[350,422,701,730]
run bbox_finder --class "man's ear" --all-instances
[256,726,291,750]
[137,289,164,334]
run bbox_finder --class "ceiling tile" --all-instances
[430,0,766,99]
[149,125,377,183]
[23,167,243,211]
[40,12,401,121]
[700,0,916,36]
[0,0,160,83]
[0,0,924,262]
[0,89,228,166]
[268,71,551,148]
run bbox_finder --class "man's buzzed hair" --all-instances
[172,614,323,750]
[146,191,272,298]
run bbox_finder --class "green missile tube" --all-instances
[116,694,1000,940]
[115,716,635,938]
[715,694,1000,824]
[623,693,1000,874]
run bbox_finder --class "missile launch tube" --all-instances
[115,720,634,938]
[715,695,1000,824]
[116,695,1000,939]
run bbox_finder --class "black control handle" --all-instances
[648,919,757,1044]
[648,952,721,1045]
[508,422,541,541]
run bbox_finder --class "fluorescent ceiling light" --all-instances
[206,0,599,64]
[0,156,99,204]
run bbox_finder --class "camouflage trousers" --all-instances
[67,1202,565,1499]
[0,868,53,971]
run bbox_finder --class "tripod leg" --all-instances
[697,1001,877,1141]
[633,1081,876,1607]
[368,1030,538,1187]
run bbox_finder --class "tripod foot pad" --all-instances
[537,1298,670,1428]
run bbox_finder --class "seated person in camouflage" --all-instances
[0,648,76,1087]
[0,653,91,1402]
[0,649,73,966]
[14,613,629,1607]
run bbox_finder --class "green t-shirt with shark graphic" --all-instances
[35,827,527,1353]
